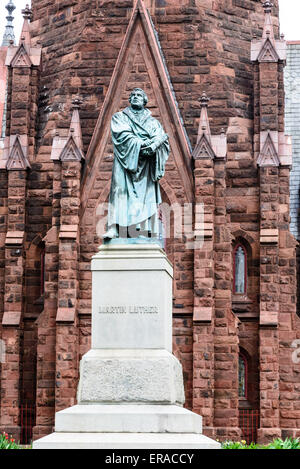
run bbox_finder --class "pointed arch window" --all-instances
[239,353,248,399]
[40,248,45,296]
[233,244,247,295]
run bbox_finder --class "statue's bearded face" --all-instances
[129,89,147,110]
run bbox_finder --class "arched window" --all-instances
[233,244,247,295]
[40,248,45,296]
[239,353,248,399]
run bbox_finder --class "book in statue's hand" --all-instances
[141,134,169,156]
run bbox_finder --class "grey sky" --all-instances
[1,0,30,44]
[278,0,300,41]
[0,0,299,45]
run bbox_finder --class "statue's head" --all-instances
[129,88,148,109]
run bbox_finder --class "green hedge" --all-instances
[221,437,300,450]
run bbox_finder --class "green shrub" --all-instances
[221,440,259,449]
[221,437,300,450]
[0,432,21,450]
[265,437,300,450]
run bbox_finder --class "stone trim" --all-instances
[5,230,24,245]
[59,225,78,240]
[193,307,212,323]
[56,308,76,323]
[259,311,278,327]
[6,135,30,170]
[2,311,21,326]
[260,228,279,244]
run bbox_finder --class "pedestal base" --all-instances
[77,349,184,405]
[33,404,220,449]
[55,405,202,433]
[33,244,220,449]
[33,431,220,449]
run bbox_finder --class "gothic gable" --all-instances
[60,136,84,162]
[257,132,280,167]
[257,38,279,63]
[6,136,30,170]
[10,44,32,68]
[81,0,193,219]
[192,134,216,160]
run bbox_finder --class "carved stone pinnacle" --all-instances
[199,92,210,108]
[71,97,83,110]
[22,4,33,21]
[262,1,273,14]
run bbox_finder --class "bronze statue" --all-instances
[103,88,170,240]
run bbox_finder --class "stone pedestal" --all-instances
[33,244,220,449]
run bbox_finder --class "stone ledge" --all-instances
[260,228,279,244]
[56,308,76,323]
[2,311,21,326]
[55,404,202,434]
[193,307,212,322]
[5,231,24,245]
[59,224,78,239]
[33,431,220,449]
[92,244,173,277]
[260,311,278,327]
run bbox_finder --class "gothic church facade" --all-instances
[0,0,299,444]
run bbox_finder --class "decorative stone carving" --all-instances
[6,135,30,170]
[10,43,32,68]
[192,92,226,160]
[257,132,280,167]
[60,133,84,162]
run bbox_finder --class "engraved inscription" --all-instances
[98,306,159,314]
[98,306,127,314]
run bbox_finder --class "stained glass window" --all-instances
[40,249,45,296]
[239,354,247,398]
[234,245,246,294]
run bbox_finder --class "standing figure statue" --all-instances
[103,88,170,241]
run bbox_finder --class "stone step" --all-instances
[33,431,220,449]
[55,404,202,434]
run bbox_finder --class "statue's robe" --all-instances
[107,106,170,234]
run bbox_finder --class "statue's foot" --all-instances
[102,229,118,240]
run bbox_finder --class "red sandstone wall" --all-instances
[1,0,299,443]
[29,0,278,148]
[28,0,280,438]
[27,0,272,386]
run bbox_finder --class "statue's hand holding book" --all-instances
[140,133,169,157]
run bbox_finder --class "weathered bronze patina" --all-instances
[103,88,169,240]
